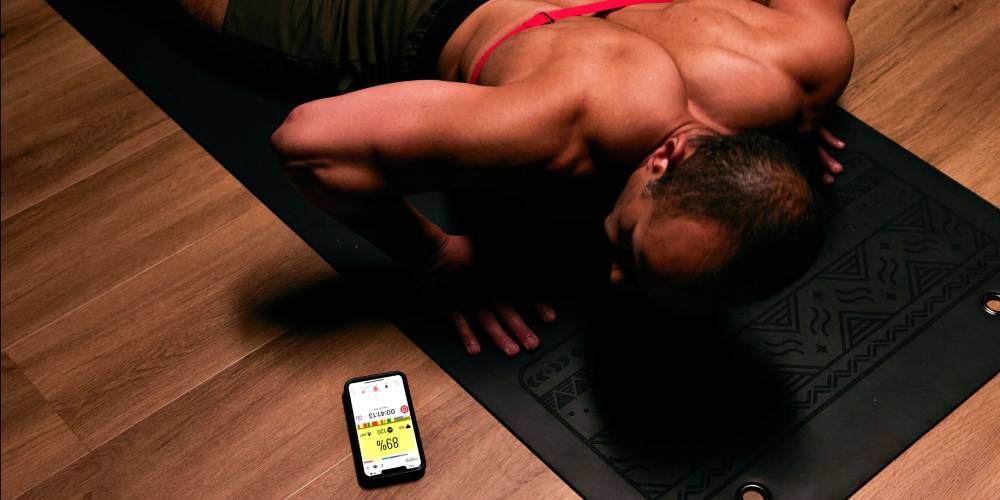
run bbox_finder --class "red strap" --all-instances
[469,0,673,84]
[546,0,670,21]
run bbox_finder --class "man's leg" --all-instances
[176,0,458,92]
[177,0,228,32]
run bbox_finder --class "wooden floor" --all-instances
[1,0,997,498]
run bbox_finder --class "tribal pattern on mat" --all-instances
[520,152,1000,499]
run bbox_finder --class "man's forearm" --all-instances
[269,78,577,273]
[284,167,448,274]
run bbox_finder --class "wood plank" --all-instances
[0,54,176,221]
[18,320,447,498]
[842,0,1000,205]
[853,375,1000,499]
[841,1,1000,495]
[292,378,578,499]
[2,0,60,50]
[0,352,87,500]
[0,0,102,109]
[13,264,571,499]
[0,130,255,348]
[5,204,332,449]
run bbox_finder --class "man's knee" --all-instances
[177,0,229,32]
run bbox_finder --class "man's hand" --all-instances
[421,235,556,357]
[816,126,845,186]
[450,301,556,357]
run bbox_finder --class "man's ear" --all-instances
[647,135,690,179]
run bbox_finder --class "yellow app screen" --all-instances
[348,375,421,476]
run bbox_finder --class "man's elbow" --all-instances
[270,104,386,198]
[271,105,313,167]
[271,107,342,202]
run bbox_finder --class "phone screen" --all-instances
[346,374,422,476]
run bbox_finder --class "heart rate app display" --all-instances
[348,375,421,476]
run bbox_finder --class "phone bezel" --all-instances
[342,371,427,488]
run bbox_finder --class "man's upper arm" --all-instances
[271,78,585,194]
[767,0,856,103]
[767,0,856,20]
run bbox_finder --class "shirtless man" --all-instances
[179,0,855,356]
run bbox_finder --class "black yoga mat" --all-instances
[48,2,1000,498]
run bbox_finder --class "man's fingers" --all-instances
[451,312,480,355]
[822,173,835,186]
[817,146,843,175]
[476,308,520,356]
[491,302,539,350]
[533,301,557,323]
[819,127,845,149]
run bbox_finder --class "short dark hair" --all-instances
[647,130,825,308]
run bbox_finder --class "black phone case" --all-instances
[342,371,427,488]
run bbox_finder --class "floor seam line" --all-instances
[3,327,287,494]
[72,327,299,452]
[3,197,255,353]
[0,45,102,108]
[0,118,179,224]
[0,349,94,497]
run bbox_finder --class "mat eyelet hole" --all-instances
[738,483,770,500]
[983,291,1000,316]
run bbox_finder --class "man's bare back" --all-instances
[444,0,852,132]
[179,0,855,356]
[448,0,855,180]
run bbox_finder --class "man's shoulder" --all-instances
[622,0,853,130]
[571,49,688,163]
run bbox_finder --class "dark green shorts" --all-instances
[222,0,485,92]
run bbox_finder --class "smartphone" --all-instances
[343,371,426,487]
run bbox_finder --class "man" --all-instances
[179,0,855,356]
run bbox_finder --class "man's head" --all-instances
[605,130,824,312]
